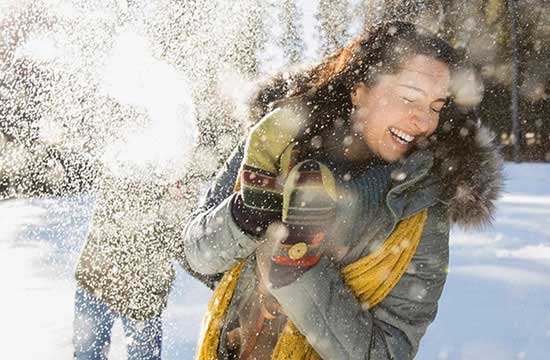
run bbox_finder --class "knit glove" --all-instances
[256,159,338,288]
[230,107,339,287]
[231,107,303,236]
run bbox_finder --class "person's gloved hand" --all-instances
[256,159,338,289]
[231,107,303,236]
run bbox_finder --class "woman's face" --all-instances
[351,54,451,163]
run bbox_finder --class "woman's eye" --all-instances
[401,97,414,103]
[430,104,444,113]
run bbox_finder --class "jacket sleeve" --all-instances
[182,141,261,275]
[269,205,450,359]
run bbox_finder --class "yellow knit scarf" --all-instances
[194,209,428,359]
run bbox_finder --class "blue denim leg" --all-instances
[73,287,115,360]
[121,315,163,360]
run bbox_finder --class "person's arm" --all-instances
[269,205,450,359]
[183,106,305,275]
[182,141,263,275]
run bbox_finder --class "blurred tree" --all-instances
[318,0,350,55]
[384,0,445,32]
[280,0,304,66]
[3,0,550,200]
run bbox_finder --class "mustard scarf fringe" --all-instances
[195,209,428,359]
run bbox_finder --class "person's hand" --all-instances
[231,107,304,236]
[255,159,337,289]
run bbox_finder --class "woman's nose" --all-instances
[410,111,431,133]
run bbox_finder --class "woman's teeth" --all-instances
[390,127,415,145]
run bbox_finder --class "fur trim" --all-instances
[433,125,504,229]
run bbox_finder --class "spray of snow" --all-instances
[99,29,197,182]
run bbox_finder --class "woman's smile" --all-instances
[389,127,415,145]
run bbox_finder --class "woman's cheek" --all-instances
[386,105,408,125]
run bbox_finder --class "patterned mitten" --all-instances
[268,159,338,288]
[231,107,302,236]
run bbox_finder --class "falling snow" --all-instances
[1,0,550,359]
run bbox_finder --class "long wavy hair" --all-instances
[247,21,479,165]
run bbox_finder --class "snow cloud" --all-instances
[496,244,550,265]
[452,265,550,288]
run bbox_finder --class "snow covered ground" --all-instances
[1,162,549,360]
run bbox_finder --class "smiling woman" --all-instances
[350,54,450,162]
[182,21,504,360]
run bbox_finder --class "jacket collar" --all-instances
[386,150,437,221]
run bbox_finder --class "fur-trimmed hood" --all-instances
[429,124,504,229]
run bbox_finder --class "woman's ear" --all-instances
[351,82,369,107]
